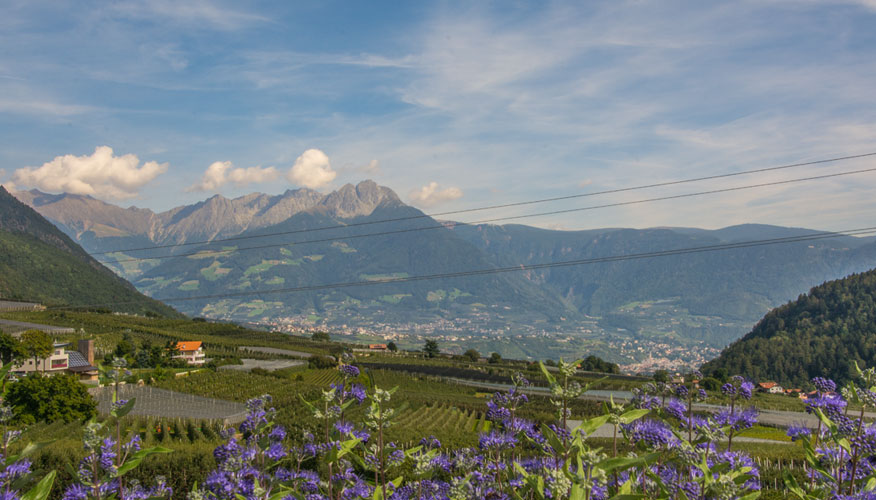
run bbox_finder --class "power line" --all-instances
[57,226,876,311]
[89,151,876,256]
[98,165,876,264]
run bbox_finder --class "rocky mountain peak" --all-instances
[319,180,401,218]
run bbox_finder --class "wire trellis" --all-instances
[89,385,248,425]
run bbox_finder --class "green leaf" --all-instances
[539,362,557,386]
[618,409,650,424]
[8,440,55,465]
[20,470,55,500]
[111,398,137,418]
[574,414,609,437]
[596,453,660,474]
[336,437,361,460]
[298,394,317,412]
[736,493,761,500]
[116,446,173,476]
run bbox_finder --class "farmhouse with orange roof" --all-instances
[173,341,206,365]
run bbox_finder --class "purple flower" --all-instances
[721,383,736,396]
[99,438,117,471]
[478,431,517,450]
[269,425,287,442]
[486,401,511,421]
[624,419,677,449]
[807,394,847,419]
[349,384,367,404]
[266,443,287,461]
[334,421,354,435]
[739,381,754,400]
[812,377,836,394]
[340,364,360,378]
[663,398,687,420]
[419,435,442,450]
[714,407,758,432]
[61,484,88,500]
[787,425,812,442]
[1,459,30,481]
[125,434,141,454]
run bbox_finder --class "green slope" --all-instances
[454,223,876,345]
[0,187,179,317]
[135,202,575,324]
[701,268,876,386]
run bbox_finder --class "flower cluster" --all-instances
[784,365,876,499]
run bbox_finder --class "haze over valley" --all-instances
[14,181,876,370]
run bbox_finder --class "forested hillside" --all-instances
[0,187,179,316]
[701,268,876,386]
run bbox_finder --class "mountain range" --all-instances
[12,181,876,361]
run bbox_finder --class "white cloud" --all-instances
[0,99,95,117]
[110,0,269,31]
[188,161,279,191]
[0,169,13,192]
[12,146,167,199]
[408,182,463,207]
[287,149,337,189]
[363,159,380,175]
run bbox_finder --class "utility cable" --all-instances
[98,165,876,264]
[89,151,876,256]
[54,225,876,310]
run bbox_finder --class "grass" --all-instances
[737,425,792,442]
[200,261,231,281]
[379,294,411,304]
[178,280,200,291]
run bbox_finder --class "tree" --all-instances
[6,373,96,424]
[114,334,135,358]
[700,377,721,392]
[423,340,440,358]
[653,369,670,383]
[0,332,24,365]
[488,352,502,364]
[386,341,398,352]
[312,331,331,342]
[463,349,481,362]
[19,330,53,373]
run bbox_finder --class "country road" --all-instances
[442,376,875,430]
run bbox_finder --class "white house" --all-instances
[12,340,98,381]
[173,341,206,365]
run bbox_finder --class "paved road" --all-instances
[566,420,790,444]
[239,346,313,358]
[219,358,307,372]
[442,377,848,430]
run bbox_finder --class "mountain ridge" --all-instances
[12,179,395,249]
[10,182,876,360]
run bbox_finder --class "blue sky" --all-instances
[1,0,875,232]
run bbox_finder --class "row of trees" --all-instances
[425,340,620,373]
[107,334,190,369]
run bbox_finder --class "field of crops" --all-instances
[389,403,489,448]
